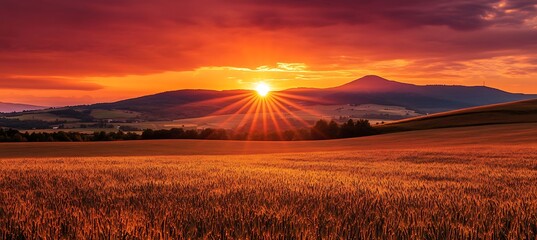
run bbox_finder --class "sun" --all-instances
[255,82,271,97]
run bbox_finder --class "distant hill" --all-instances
[4,75,535,122]
[90,90,251,120]
[379,98,537,132]
[83,75,535,120]
[288,75,536,113]
[0,102,46,113]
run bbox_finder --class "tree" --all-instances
[327,120,340,139]
[169,128,185,139]
[54,131,72,142]
[354,119,376,136]
[11,133,27,142]
[282,130,295,141]
[311,119,330,140]
[183,130,199,139]
[206,129,228,140]
[339,119,355,138]
[93,131,109,141]
[141,129,155,139]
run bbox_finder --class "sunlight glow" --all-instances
[196,88,324,140]
[255,82,271,97]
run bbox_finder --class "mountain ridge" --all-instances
[278,75,535,114]
[89,75,535,119]
[3,75,536,120]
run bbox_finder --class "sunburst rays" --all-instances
[184,90,325,140]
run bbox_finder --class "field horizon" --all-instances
[2,102,537,238]
[1,122,536,158]
[1,122,536,238]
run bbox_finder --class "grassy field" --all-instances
[382,98,537,131]
[1,103,417,132]
[90,109,141,119]
[2,123,535,158]
[171,104,420,129]
[6,113,79,122]
[0,123,536,238]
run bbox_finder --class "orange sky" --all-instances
[1,0,537,106]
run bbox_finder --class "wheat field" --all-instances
[1,146,536,239]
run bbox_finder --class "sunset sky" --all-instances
[1,0,537,106]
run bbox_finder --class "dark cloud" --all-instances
[235,0,536,30]
[0,0,208,76]
[0,0,535,77]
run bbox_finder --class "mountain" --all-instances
[332,75,417,92]
[0,102,46,113]
[83,75,536,119]
[7,75,535,121]
[90,89,251,120]
[287,75,535,113]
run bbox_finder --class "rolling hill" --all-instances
[288,75,535,113]
[1,122,535,158]
[90,89,251,120]
[86,75,535,120]
[2,75,535,127]
[380,98,537,132]
[2,122,536,239]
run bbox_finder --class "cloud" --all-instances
[0,77,103,91]
[0,0,535,96]
[234,0,537,30]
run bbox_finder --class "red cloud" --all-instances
[0,77,103,91]
[0,0,535,78]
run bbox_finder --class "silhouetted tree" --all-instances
[169,128,185,138]
[93,131,110,141]
[198,128,229,140]
[311,120,329,140]
[11,133,27,142]
[141,129,154,139]
[183,129,199,139]
[328,120,340,139]
[282,130,296,141]
[354,119,376,136]
[0,118,379,142]
[339,119,355,138]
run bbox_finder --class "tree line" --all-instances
[0,119,377,142]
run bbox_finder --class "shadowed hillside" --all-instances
[78,76,537,119]
[89,89,252,120]
[1,122,536,158]
[380,98,537,132]
[2,76,535,122]
[291,75,536,113]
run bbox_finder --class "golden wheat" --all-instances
[0,147,536,239]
